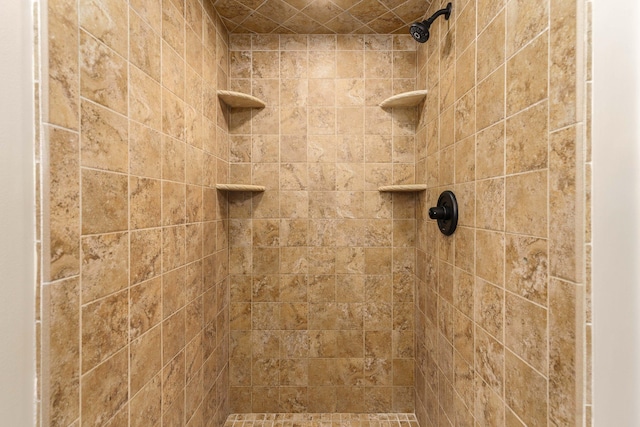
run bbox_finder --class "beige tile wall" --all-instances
[34,0,592,423]
[413,0,590,426]
[226,33,419,413]
[36,0,232,425]
[214,0,431,35]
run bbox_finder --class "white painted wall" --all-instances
[0,0,36,425]
[593,0,640,425]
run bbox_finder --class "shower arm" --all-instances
[424,3,452,28]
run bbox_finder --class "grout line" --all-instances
[159,0,165,423]
[75,0,83,423]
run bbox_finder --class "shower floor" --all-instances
[224,413,419,427]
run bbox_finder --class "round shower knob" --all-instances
[429,190,458,236]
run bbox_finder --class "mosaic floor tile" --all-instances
[224,413,420,427]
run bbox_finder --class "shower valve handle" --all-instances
[429,191,459,236]
[429,206,449,220]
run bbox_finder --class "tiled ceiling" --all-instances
[213,0,432,34]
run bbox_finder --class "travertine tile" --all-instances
[162,135,186,182]
[47,0,80,129]
[163,225,186,272]
[475,279,504,339]
[129,121,162,178]
[475,327,504,396]
[130,0,161,33]
[456,42,476,100]
[162,0,184,53]
[505,293,547,374]
[81,290,128,372]
[81,169,128,235]
[129,177,161,229]
[549,0,578,130]
[477,10,505,82]
[130,375,162,427]
[130,7,161,81]
[476,121,505,180]
[42,278,80,426]
[185,28,203,77]
[130,229,162,285]
[130,326,162,396]
[162,181,186,226]
[506,101,548,174]
[476,66,505,132]
[41,1,231,424]
[163,266,187,318]
[505,234,548,306]
[162,88,185,140]
[46,127,80,281]
[476,178,505,231]
[549,126,582,282]
[130,65,162,131]
[505,170,548,238]
[474,375,505,427]
[506,31,548,115]
[413,0,589,423]
[505,350,548,426]
[549,278,580,426]
[455,90,475,143]
[81,232,128,303]
[80,100,128,173]
[453,268,474,319]
[81,348,128,426]
[79,0,128,58]
[162,310,186,361]
[476,231,505,287]
[506,0,549,56]
[129,276,162,340]
[80,30,128,115]
[438,145,454,187]
[185,145,204,185]
[162,41,185,100]
[39,0,591,417]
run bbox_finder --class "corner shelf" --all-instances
[379,90,428,108]
[216,184,266,192]
[378,184,427,192]
[217,90,266,108]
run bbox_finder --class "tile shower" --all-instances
[226,32,419,413]
[33,0,592,426]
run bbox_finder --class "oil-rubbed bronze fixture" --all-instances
[429,190,458,235]
[410,2,452,43]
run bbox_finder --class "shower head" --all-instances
[410,21,431,43]
[410,2,452,43]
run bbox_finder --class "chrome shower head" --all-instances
[410,2,452,43]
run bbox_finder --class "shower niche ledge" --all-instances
[217,90,266,108]
[216,184,266,192]
[379,90,428,108]
[378,184,427,192]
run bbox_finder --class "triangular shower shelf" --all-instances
[217,90,266,108]
[216,184,266,192]
[379,90,428,108]
[378,184,427,192]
